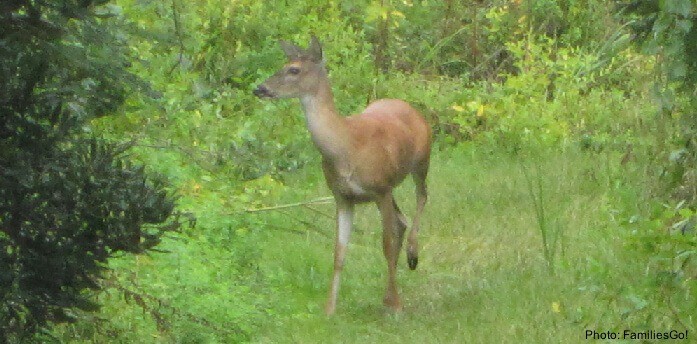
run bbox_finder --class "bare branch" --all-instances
[244,197,333,213]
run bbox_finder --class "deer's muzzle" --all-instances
[253,84,275,98]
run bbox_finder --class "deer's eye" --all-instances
[287,67,301,75]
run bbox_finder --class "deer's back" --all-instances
[351,98,431,160]
[326,99,430,197]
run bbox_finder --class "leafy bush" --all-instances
[0,0,176,339]
[621,0,697,202]
[0,140,175,339]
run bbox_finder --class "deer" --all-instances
[253,36,431,315]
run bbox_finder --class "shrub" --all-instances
[0,1,177,339]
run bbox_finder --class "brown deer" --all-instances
[253,37,431,315]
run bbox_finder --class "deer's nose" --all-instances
[253,84,272,98]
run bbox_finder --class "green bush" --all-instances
[0,140,175,339]
[0,1,177,339]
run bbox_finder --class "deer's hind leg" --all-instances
[392,195,408,252]
[377,191,403,312]
[407,160,429,270]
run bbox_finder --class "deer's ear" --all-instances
[307,35,323,63]
[279,40,302,60]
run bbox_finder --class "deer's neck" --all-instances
[299,74,351,161]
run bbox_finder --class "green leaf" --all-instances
[669,60,688,79]
[662,0,693,16]
[676,18,693,33]
[652,13,672,37]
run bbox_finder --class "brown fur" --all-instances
[326,99,431,200]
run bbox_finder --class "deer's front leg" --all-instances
[325,199,354,315]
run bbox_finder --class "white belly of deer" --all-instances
[339,172,368,197]
[347,178,367,195]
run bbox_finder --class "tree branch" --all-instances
[243,197,333,213]
[167,0,186,76]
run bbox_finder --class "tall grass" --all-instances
[520,156,566,275]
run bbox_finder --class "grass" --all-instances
[252,144,640,343]
[52,141,695,343]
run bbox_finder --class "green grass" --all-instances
[53,142,695,343]
[252,144,645,343]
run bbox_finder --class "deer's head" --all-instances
[253,36,325,99]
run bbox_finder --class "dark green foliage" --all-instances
[621,0,697,86]
[620,0,697,202]
[0,0,176,339]
[0,140,175,337]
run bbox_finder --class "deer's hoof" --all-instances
[325,300,337,316]
[383,297,403,312]
[407,245,418,270]
[407,254,418,270]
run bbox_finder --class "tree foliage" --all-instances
[0,0,176,339]
[620,0,697,202]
